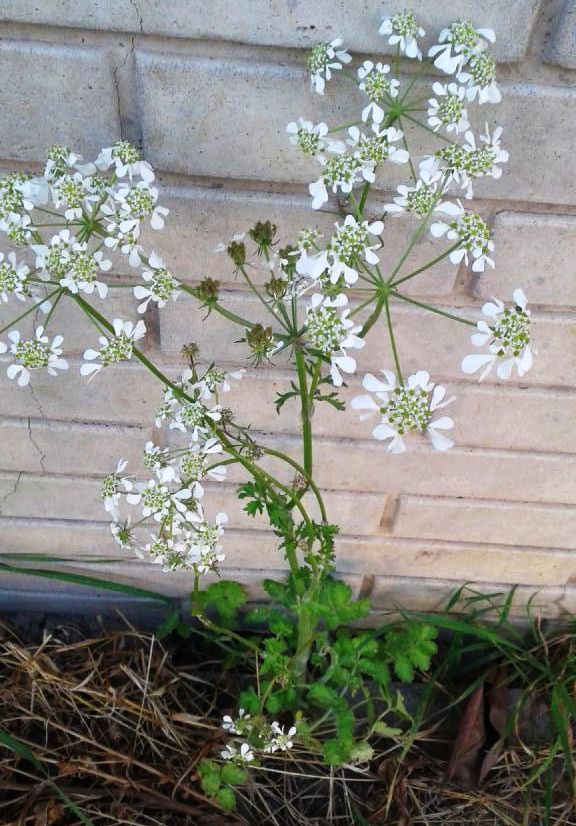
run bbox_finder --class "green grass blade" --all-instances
[0,561,172,603]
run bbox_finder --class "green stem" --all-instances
[179,282,266,333]
[386,178,448,284]
[0,289,61,336]
[391,290,477,327]
[295,349,313,476]
[384,297,403,384]
[263,446,327,523]
[360,293,385,338]
[390,243,460,288]
[238,264,289,331]
[41,289,64,329]
[402,112,458,145]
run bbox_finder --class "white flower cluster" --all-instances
[0,141,180,387]
[105,365,244,573]
[279,11,533,455]
[220,708,297,763]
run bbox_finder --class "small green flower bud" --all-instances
[265,276,287,300]
[227,240,246,268]
[249,220,277,254]
[219,407,235,426]
[197,276,220,304]
[279,244,298,278]
[181,342,200,365]
[245,324,276,365]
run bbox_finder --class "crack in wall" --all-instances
[26,417,46,474]
[0,471,23,516]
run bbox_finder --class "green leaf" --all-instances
[239,686,260,715]
[323,738,350,766]
[216,786,237,811]
[372,721,403,738]
[197,580,247,626]
[221,763,248,786]
[307,683,340,708]
[349,740,374,763]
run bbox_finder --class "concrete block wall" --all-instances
[0,1,575,616]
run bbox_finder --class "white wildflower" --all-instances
[0,326,68,387]
[306,293,365,386]
[462,288,533,380]
[427,82,469,133]
[430,204,494,272]
[379,11,425,60]
[307,39,351,95]
[428,19,495,75]
[357,61,399,124]
[134,251,180,313]
[286,119,329,156]
[95,141,155,182]
[101,459,133,518]
[264,722,297,753]
[80,318,146,379]
[0,252,30,304]
[221,742,254,763]
[126,479,195,522]
[457,52,501,104]
[352,369,455,453]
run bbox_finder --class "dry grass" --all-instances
[0,618,574,825]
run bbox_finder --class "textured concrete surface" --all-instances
[0,0,575,613]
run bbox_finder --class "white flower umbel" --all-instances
[134,251,180,313]
[286,119,329,156]
[306,293,365,387]
[103,218,144,267]
[347,124,409,173]
[357,61,399,124]
[179,438,227,499]
[0,327,68,387]
[379,11,425,59]
[186,512,228,574]
[457,52,501,104]
[101,459,133,518]
[113,181,169,231]
[169,399,222,441]
[428,19,495,75]
[95,141,155,182]
[143,441,176,484]
[32,229,111,298]
[427,83,469,133]
[307,39,351,95]
[298,215,384,286]
[263,722,297,753]
[190,365,245,402]
[430,204,494,272]
[126,479,195,523]
[0,252,30,304]
[463,125,509,181]
[384,169,451,217]
[308,152,363,210]
[80,318,146,380]
[462,288,533,380]
[352,370,455,452]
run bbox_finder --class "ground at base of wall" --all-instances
[0,613,575,826]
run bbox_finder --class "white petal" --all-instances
[461,353,494,376]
